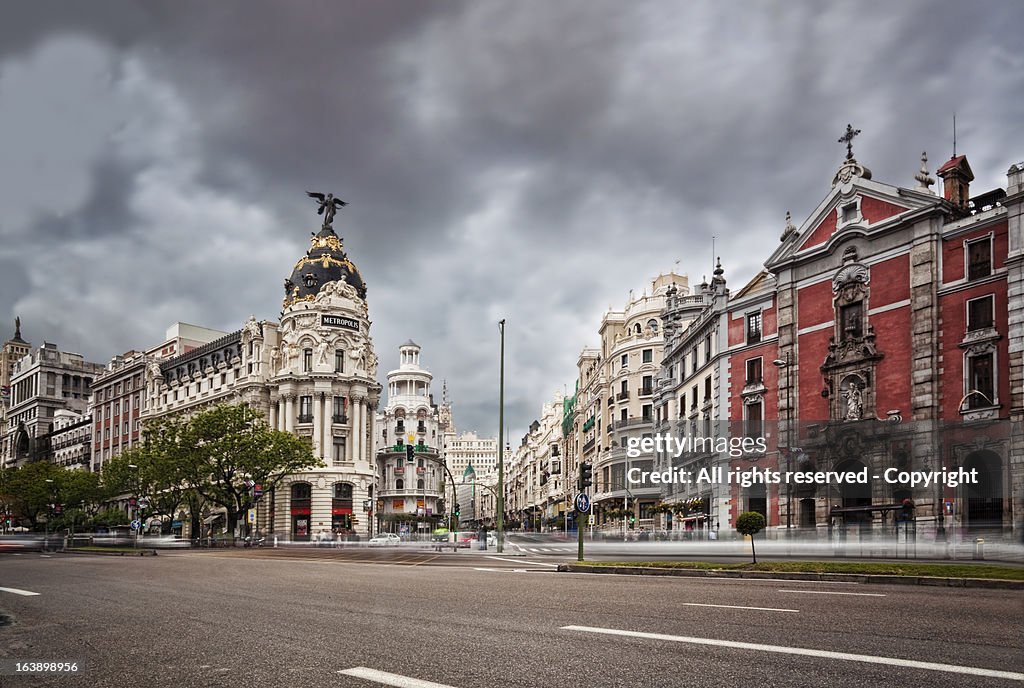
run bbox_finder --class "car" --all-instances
[368,533,401,547]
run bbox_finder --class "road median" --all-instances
[556,561,1024,590]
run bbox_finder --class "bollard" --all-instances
[274,535,279,548]
[973,537,985,560]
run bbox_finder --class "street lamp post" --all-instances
[44,478,54,552]
[497,319,506,554]
[773,352,793,534]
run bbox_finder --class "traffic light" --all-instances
[577,462,593,491]
[628,515,636,528]
[406,443,415,463]
[454,503,461,518]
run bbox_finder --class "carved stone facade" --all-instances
[144,219,381,540]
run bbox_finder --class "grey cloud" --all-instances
[2,0,1022,439]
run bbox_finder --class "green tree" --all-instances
[735,511,767,564]
[103,415,193,534]
[183,404,321,537]
[0,461,64,530]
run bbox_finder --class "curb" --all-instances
[64,548,159,557]
[555,564,1024,590]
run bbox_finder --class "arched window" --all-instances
[291,483,311,501]
[396,479,405,490]
[647,318,659,333]
[417,479,424,490]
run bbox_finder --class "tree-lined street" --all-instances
[1,551,1021,687]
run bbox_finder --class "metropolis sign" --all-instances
[322,315,359,331]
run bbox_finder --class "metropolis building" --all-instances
[145,202,382,540]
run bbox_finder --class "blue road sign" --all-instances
[574,493,591,513]
[130,520,141,531]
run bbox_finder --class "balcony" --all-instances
[639,386,653,397]
[297,414,313,424]
[332,415,349,424]
[616,391,630,401]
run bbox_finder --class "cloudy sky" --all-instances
[2,1,1021,440]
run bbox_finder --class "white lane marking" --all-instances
[485,556,558,568]
[683,602,798,613]
[474,568,532,573]
[338,666,458,687]
[778,589,886,597]
[0,587,41,596]
[562,626,1024,681]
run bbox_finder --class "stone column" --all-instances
[313,393,324,460]
[269,398,278,430]
[354,394,365,463]
[284,395,295,433]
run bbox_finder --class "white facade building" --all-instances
[145,212,382,541]
[375,341,447,530]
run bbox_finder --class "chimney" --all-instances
[936,155,974,210]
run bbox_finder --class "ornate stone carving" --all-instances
[832,262,870,295]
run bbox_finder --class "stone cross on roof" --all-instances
[838,124,861,161]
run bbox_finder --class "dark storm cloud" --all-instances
[2,0,1022,439]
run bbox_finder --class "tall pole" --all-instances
[497,319,506,554]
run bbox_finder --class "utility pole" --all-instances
[497,319,505,554]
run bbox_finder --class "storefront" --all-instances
[291,482,311,541]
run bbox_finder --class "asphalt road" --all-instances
[1,549,1021,688]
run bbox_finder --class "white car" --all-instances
[368,533,401,547]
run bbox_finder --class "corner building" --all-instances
[146,216,381,541]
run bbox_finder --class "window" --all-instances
[704,376,712,401]
[299,396,312,422]
[967,238,992,281]
[967,296,994,332]
[840,302,863,340]
[620,408,628,423]
[303,348,313,372]
[746,357,763,384]
[619,380,628,398]
[335,349,344,373]
[647,319,659,333]
[746,312,762,345]
[967,353,995,409]
[705,334,712,363]
[841,201,859,224]
[620,354,628,369]
[333,396,347,422]
[641,375,653,395]
[395,479,404,490]
[642,404,652,421]
[642,349,653,363]
[678,394,686,418]
[745,400,764,439]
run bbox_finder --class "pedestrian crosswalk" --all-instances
[515,546,573,553]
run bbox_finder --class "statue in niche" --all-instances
[316,338,329,364]
[844,381,863,421]
[270,346,281,373]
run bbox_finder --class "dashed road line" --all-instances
[0,586,41,596]
[683,602,798,613]
[562,625,1024,681]
[778,589,886,597]
[338,666,458,687]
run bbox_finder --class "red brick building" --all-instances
[723,144,1022,540]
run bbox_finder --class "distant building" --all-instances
[0,318,31,462]
[375,341,446,532]
[3,342,105,468]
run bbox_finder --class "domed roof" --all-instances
[283,226,366,308]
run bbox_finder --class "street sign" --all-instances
[130,520,141,530]
[247,508,257,524]
[253,484,264,500]
[574,493,591,513]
